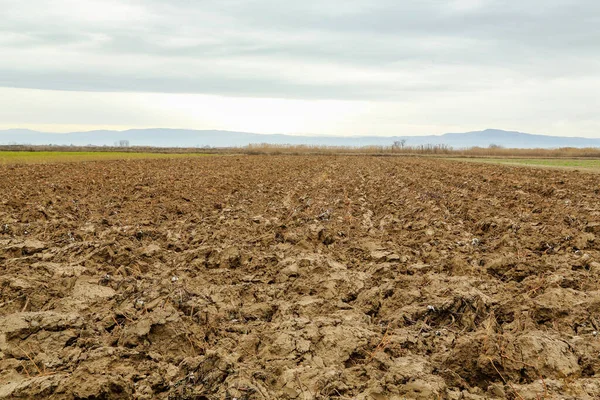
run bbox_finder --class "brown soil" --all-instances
[1,156,599,399]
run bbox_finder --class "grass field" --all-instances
[0,151,211,164]
[450,157,600,170]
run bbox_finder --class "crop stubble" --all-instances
[0,156,599,399]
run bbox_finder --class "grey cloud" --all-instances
[0,30,90,48]
[1,0,599,99]
[200,0,600,46]
[0,68,478,100]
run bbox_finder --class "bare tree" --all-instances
[392,139,407,152]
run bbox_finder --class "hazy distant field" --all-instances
[0,151,211,164]
[451,157,600,170]
[3,151,600,174]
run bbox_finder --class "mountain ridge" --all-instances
[1,128,599,149]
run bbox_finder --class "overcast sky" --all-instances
[1,0,599,137]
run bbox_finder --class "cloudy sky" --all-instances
[1,0,599,137]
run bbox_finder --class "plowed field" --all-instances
[1,156,599,399]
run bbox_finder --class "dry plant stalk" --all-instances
[367,325,392,363]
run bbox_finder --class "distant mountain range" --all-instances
[1,128,599,149]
